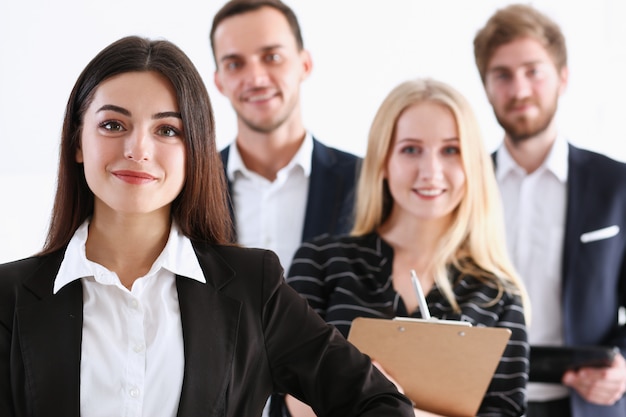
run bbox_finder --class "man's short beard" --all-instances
[239,113,289,134]
[496,113,554,144]
[495,96,559,145]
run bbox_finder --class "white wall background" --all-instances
[1,0,624,263]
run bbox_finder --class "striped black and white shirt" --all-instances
[286,232,529,417]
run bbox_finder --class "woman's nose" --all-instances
[418,152,443,179]
[124,129,152,161]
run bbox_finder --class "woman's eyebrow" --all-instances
[96,105,181,120]
[96,104,130,116]
[154,111,182,120]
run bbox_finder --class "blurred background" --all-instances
[1,0,624,263]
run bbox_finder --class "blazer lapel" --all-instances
[220,146,237,241]
[18,252,83,417]
[177,243,241,417]
[302,139,342,241]
[562,145,589,286]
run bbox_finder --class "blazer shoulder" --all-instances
[312,137,361,167]
[193,243,283,281]
[208,244,279,266]
[0,250,64,294]
[0,255,48,285]
[0,254,62,322]
[569,145,626,182]
[219,145,230,167]
[194,244,285,306]
[570,145,626,169]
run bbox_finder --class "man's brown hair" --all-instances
[473,4,567,83]
[209,0,304,65]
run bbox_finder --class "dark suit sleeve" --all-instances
[259,250,413,417]
[0,263,18,416]
[608,251,626,352]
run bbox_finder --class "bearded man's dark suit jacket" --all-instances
[0,242,413,417]
[494,144,626,417]
[220,138,361,243]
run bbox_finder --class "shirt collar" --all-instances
[496,134,568,183]
[54,220,205,294]
[226,132,313,181]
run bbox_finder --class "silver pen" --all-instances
[410,269,431,320]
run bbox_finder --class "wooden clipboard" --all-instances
[347,317,512,417]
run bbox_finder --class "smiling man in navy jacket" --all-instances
[474,4,626,417]
[210,0,360,274]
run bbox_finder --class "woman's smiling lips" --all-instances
[414,188,445,198]
[112,170,157,185]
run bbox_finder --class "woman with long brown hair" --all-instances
[0,35,413,417]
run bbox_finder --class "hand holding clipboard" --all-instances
[347,270,512,417]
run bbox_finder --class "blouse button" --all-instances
[129,387,140,398]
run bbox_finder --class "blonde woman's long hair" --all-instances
[352,78,530,320]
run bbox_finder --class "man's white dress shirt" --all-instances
[496,135,570,401]
[226,133,312,271]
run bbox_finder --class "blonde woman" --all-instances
[285,78,530,417]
